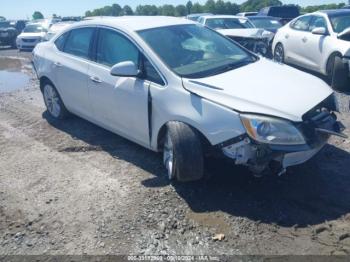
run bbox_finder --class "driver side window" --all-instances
[96,28,139,67]
[291,16,312,31]
[309,16,327,31]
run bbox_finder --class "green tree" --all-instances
[175,5,187,16]
[123,5,134,15]
[186,1,193,14]
[135,5,159,15]
[0,16,6,21]
[240,0,282,12]
[160,4,176,16]
[32,11,44,20]
[191,3,203,13]
[204,0,216,13]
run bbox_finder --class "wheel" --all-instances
[11,39,17,49]
[326,53,345,84]
[274,43,285,63]
[163,122,204,182]
[42,83,70,119]
[331,55,349,92]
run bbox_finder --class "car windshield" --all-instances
[330,14,350,33]
[205,18,254,30]
[0,22,10,28]
[23,24,46,33]
[138,24,256,78]
[250,18,282,29]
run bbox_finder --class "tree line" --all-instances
[84,0,347,17]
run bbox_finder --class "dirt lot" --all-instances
[1,47,350,256]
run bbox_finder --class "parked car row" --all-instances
[273,9,350,91]
[33,16,347,182]
[0,17,80,51]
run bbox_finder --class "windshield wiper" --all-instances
[206,59,255,77]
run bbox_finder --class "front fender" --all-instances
[151,88,246,151]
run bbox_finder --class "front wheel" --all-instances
[42,83,70,119]
[163,122,204,182]
[274,43,285,63]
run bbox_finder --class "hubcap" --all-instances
[274,45,284,63]
[163,132,175,180]
[44,85,61,118]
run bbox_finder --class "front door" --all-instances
[87,28,150,147]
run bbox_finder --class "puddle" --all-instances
[0,57,30,93]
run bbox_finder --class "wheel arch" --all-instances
[325,51,343,75]
[39,76,54,93]
[156,120,211,152]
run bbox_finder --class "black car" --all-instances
[258,5,300,25]
[0,21,18,48]
[248,16,283,33]
[10,20,27,32]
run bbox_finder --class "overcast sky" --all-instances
[2,0,348,19]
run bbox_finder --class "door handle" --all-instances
[90,76,103,84]
[302,37,308,43]
[54,62,62,67]
[285,34,289,39]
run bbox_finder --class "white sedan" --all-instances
[16,23,48,50]
[32,16,346,182]
[272,10,350,88]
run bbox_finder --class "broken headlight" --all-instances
[240,114,306,145]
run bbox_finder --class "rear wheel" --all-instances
[163,122,204,182]
[326,53,342,84]
[42,83,70,119]
[274,43,285,63]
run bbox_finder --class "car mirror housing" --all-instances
[110,61,140,77]
[311,27,327,35]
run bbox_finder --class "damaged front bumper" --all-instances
[218,102,347,176]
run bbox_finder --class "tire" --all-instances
[331,56,349,92]
[42,82,70,120]
[163,122,204,182]
[274,43,285,63]
[326,53,342,83]
[11,39,17,49]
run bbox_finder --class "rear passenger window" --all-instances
[96,28,139,67]
[54,32,69,51]
[64,28,94,59]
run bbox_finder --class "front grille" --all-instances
[22,38,37,43]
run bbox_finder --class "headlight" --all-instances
[240,114,306,145]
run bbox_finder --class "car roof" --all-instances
[200,15,247,19]
[76,16,195,31]
[317,9,350,16]
[248,16,280,19]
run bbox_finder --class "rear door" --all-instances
[53,27,95,118]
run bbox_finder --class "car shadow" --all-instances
[43,112,350,228]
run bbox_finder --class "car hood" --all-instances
[18,32,46,38]
[182,59,333,122]
[216,28,274,39]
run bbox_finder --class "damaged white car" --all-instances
[198,15,275,57]
[32,17,346,182]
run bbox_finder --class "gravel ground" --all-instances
[0,47,350,256]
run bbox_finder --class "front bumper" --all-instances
[16,38,41,50]
[220,108,346,175]
[228,36,271,57]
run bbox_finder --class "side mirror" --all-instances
[311,27,327,35]
[110,61,140,77]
